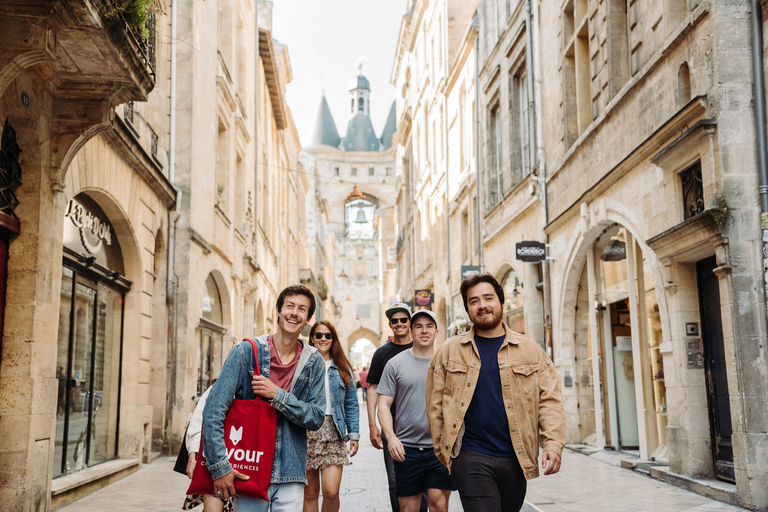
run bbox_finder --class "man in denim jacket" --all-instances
[203,285,326,511]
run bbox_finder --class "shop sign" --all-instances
[414,289,433,309]
[65,199,113,255]
[516,241,546,262]
[601,241,626,262]
[460,265,481,279]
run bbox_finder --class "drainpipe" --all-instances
[165,0,182,452]
[473,13,482,270]
[253,0,260,268]
[751,0,768,314]
[530,0,552,355]
[444,0,451,327]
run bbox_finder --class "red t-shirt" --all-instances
[267,335,302,391]
[359,370,369,389]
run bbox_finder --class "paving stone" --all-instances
[58,398,751,512]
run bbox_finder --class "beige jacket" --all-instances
[426,323,565,479]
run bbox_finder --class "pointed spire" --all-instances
[306,93,341,148]
[380,101,397,150]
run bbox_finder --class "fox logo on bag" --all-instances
[230,425,243,445]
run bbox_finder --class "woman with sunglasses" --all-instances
[303,320,360,512]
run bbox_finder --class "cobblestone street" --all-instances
[59,394,750,512]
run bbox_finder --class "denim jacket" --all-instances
[202,335,326,484]
[326,361,360,442]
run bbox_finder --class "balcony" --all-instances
[0,0,157,105]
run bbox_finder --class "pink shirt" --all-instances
[267,335,302,392]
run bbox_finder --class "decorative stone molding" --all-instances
[646,207,727,264]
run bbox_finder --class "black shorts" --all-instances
[393,446,457,497]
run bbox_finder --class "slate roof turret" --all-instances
[306,93,341,148]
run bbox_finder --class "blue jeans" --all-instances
[234,483,304,512]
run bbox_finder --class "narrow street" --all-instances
[59,392,748,512]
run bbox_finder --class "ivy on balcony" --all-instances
[105,0,158,74]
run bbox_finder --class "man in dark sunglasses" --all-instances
[365,303,427,512]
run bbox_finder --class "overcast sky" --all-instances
[272,0,408,146]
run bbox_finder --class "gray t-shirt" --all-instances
[377,349,432,449]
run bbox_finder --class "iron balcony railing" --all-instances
[103,1,157,75]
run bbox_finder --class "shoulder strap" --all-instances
[244,338,261,376]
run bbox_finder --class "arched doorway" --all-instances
[560,223,666,460]
[500,268,524,334]
[54,192,132,477]
[198,273,228,395]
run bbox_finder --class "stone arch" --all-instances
[0,51,49,98]
[554,201,671,447]
[347,326,380,350]
[206,269,232,331]
[492,259,523,283]
[555,201,669,358]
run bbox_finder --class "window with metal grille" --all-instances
[681,161,704,220]
[124,102,134,125]
[0,119,22,219]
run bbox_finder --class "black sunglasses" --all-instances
[390,317,409,324]
[314,332,333,340]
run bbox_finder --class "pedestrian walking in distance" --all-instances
[426,273,566,512]
[366,302,427,512]
[203,285,326,512]
[378,309,456,512]
[359,366,369,402]
[303,320,360,512]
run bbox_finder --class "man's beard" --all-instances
[471,308,502,331]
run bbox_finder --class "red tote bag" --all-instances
[187,339,277,501]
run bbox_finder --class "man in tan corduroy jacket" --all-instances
[426,273,565,512]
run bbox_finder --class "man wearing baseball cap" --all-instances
[378,309,456,512]
[365,303,426,512]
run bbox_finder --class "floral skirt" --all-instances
[182,494,233,511]
[306,415,350,471]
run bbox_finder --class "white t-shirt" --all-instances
[324,359,333,415]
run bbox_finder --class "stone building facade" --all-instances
[0,1,173,510]
[391,0,478,340]
[393,0,768,508]
[1,0,309,510]
[169,0,308,449]
[475,0,766,508]
[302,70,397,351]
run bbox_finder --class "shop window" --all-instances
[0,118,22,219]
[681,161,704,220]
[54,267,125,476]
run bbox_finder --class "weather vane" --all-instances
[356,57,368,75]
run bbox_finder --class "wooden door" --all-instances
[696,256,734,483]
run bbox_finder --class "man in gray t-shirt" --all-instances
[378,310,456,512]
